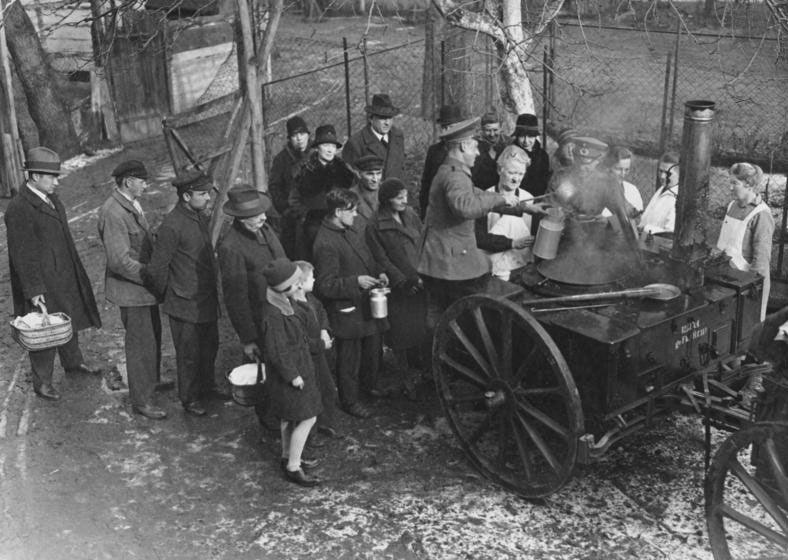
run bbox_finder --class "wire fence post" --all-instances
[657,52,672,191]
[440,39,445,107]
[362,35,370,106]
[549,20,556,114]
[667,20,681,143]
[343,36,352,139]
[542,45,549,148]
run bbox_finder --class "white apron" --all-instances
[716,200,771,319]
[485,187,533,281]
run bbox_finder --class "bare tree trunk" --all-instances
[421,6,439,122]
[5,1,80,156]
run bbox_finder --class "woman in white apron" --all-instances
[476,145,549,281]
[716,162,774,320]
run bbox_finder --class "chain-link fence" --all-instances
[548,21,788,196]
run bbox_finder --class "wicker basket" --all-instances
[10,312,73,352]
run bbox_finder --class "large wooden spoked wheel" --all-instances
[706,422,788,559]
[433,294,584,498]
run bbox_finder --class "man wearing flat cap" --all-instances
[349,154,384,229]
[512,113,551,197]
[343,93,405,182]
[417,117,519,329]
[217,184,286,429]
[98,160,165,419]
[144,171,219,416]
[289,124,356,260]
[5,147,102,401]
[419,104,467,219]
[269,116,310,257]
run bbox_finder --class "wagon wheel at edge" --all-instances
[706,422,788,559]
[433,294,584,498]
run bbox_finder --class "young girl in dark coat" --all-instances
[260,258,323,487]
[293,260,340,438]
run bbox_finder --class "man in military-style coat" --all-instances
[419,104,466,219]
[417,118,517,329]
[144,171,218,417]
[342,93,405,181]
[5,147,102,400]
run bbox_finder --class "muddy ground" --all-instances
[0,139,767,560]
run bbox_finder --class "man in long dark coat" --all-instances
[217,185,285,430]
[313,188,389,419]
[342,93,405,181]
[5,147,102,400]
[144,171,218,417]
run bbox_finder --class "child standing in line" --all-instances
[293,261,341,439]
[261,258,323,487]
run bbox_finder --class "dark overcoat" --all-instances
[5,184,101,330]
[288,152,356,219]
[144,203,218,324]
[419,141,448,218]
[366,206,427,349]
[269,143,306,216]
[217,220,285,345]
[261,297,323,422]
[295,294,337,405]
[417,158,506,281]
[342,125,405,181]
[471,135,508,191]
[520,139,552,197]
[313,218,388,339]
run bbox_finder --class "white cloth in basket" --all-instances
[228,363,266,386]
[12,312,66,330]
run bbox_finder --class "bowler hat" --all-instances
[437,104,466,126]
[480,111,500,126]
[356,154,384,172]
[312,124,342,148]
[223,184,272,217]
[439,116,480,142]
[172,170,213,193]
[112,160,148,180]
[365,94,400,118]
[513,114,540,137]
[25,147,61,175]
[263,258,301,292]
[286,116,309,137]
[573,137,608,160]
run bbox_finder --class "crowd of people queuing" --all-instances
[4,92,774,488]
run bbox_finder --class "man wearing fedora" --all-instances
[419,104,466,219]
[269,116,310,257]
[343,93,405,182]
[98,160,165,419]
[472,111,509,190]
[289,124,356,260]
[348,154,384,229]
[5,147,102,400]
[417,118,519,329]
[144,171,219,417]
[512,113,551,198]
[217,185,286,429]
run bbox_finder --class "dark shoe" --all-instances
[183,401,207,416]
[284,468,319,487]
[66,363,102,375]
[280,456,321,472]
[132,404,167,420]
[317,425,341,439]
[306,434,327,449]
[343,402,371,419]
[34,384,60,401]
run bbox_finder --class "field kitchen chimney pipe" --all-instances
[671,100,716,263]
